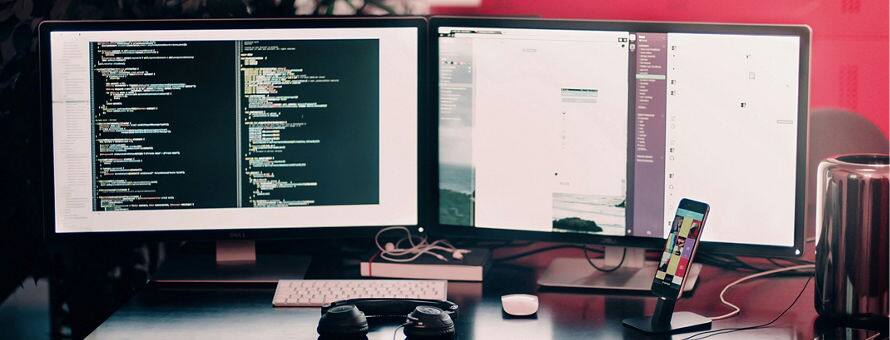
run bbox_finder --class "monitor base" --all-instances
[153,241,310,283]
[537,249,701,292]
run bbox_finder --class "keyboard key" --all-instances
[272,279,448,307]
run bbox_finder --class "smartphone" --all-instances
[651,198,709,299]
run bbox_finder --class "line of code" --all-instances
[90,38,381,212]
[91,41,237,211]
[239,40,380,207]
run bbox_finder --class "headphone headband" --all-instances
[321,298,459,319]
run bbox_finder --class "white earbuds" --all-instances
[375,226,471,263]
[452,249,471,260]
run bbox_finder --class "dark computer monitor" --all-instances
[39,17,431,281]
[431,17,810,290]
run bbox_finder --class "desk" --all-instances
[86,253,869,340]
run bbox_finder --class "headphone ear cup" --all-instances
[317,304,369,339]
[404,306,455,339]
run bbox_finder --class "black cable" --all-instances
[767,257,814,267]
[392,324,406,340]
[773,257,815,265]
[695,253,765,272]
[682,276,813,340]
[696,252,813,273]
[492,244,602,262]
[452,239,533,249]
[584,246,626,272]
[490,240,536,249]
[766,258,786,268]
[719,255,769,271]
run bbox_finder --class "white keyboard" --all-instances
[272,279,448,307]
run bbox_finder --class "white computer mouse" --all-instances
[501,294,538,317]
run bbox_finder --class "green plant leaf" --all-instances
[324,0,334,15]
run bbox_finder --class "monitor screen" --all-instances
[437,25,803,250]
[47,24,419,233]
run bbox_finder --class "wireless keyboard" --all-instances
[272,279,448,307]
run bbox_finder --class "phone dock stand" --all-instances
[622,296,712,334]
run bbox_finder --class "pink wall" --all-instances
[432,0,890,138]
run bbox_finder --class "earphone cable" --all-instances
[375,226,471,263]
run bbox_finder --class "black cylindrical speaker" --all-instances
[815,154,889,326]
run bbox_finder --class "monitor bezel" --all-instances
[428,16,810,258]
[39,17,432,242]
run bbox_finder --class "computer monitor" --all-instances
[432,17,809,290]
[39,18,429,280]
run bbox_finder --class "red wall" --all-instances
[433,0,890,138]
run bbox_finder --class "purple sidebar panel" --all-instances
[632,32,668,237]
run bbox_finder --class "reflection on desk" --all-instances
[85,260,851,340]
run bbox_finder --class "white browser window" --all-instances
[442,28,630,235]
[438,26,802,248]
[662,33,800,246]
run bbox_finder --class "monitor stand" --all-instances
[537,246,701,292]
[153,240,311,283]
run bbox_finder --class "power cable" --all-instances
[492,244,602,262]
[683,276,812,339]
[584,246,626,272]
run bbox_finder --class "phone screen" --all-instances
[652,199,709,298]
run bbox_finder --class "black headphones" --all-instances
[317,298,458,339]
